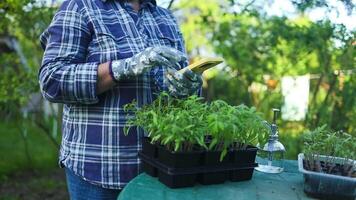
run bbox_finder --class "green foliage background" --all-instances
[0,0,55,115]
[176,0,355,134]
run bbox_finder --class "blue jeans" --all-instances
[65,168,121,200]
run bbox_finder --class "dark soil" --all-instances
[303,159,356,177]
[0,168,68,200]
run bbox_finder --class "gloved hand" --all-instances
[164,67,203,97]
[110,46,186,81]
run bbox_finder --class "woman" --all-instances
[39,0,202,199]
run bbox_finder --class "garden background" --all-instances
[0,0,355,199]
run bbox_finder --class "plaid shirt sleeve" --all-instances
[39,0,99,104]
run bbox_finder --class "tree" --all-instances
[0,0,60,152]
[0,0,56,115]
[175,0,355,133]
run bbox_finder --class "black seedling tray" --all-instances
[139,151,258,188]
[229,147,257,182]
[142,137,157,158]
[229,168,255,182]
[158,170,197,188]
[142,161,157,177]
[197,147,258,185]
[157,145,202,168]
[230,146,258,164]
[199,150,230,185]
[141,137,158,177]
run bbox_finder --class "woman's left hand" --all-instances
[164,67,202,97]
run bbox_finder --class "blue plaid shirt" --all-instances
[39,0,187,189]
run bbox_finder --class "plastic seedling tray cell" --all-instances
[142,161,157,177]
[230,146,258,164]
[298,153,356,200]
[157,145,202,168]
[199,171,228,185]
[199,150,230,185]
[229,146,257,182]
[158,171,197,188]
[140,152,198,188]
[142,137,157,158]
[156,146,202,187]
[229,168,254,182]
[141,137,158,177]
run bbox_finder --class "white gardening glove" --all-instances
[164,67,203,98]
[110,46,186,81]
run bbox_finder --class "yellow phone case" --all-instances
[178,58,224,74]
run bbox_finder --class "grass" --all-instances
[0,168,68,200]
[0,119,60,177]
[0,119,67,200]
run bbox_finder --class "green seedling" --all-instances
[207,102,269,161]
[302,125,356,177]
[124,92,269,161]
[124,93,208,152]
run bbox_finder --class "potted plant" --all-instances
[124,92,270,188]
[299,125,356,200]
[123,98,161,177]
[227,105,269,182]
[124,93,208,187]
[200,101,269,184]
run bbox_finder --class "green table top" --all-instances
[118,160,315,200]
